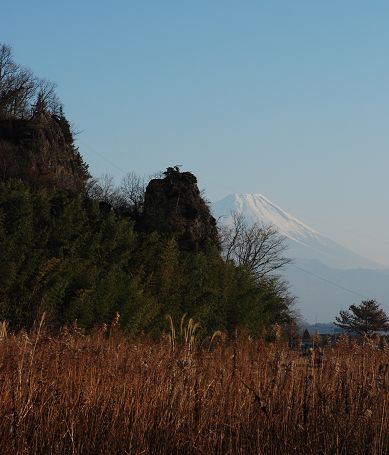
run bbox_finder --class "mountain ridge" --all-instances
[212,192,389,322]
[212,193,383,270]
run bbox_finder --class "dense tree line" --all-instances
[0,180,294,335]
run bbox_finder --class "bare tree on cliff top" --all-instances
[220,212,292,279]
[0,43,61,119]
[0,44,35,118]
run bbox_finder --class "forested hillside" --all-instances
[0,44,295,336]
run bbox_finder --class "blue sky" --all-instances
[2,1,389,265]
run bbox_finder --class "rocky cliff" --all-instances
[142,167,219,251]
[0,110,89,192]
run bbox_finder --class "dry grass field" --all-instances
[0,319,389,454]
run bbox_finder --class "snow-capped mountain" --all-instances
[212,193,389,322]
[212,193,381,270]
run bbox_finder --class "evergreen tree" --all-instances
[334,299,389,337]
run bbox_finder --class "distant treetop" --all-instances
[334,299,389,337]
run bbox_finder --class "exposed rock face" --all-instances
[0,111,89,192]
[142,167,219,251]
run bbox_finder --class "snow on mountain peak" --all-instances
[212,193,381,270]
[214,193,320,245]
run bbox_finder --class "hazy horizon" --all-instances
[3,1,389,266]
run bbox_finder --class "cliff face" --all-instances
[142,167,219,251]
[0,111,89,192]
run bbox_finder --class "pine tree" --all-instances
[334,300,389,337]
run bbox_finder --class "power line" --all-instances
[76,138,128,175]
[291,264,369,300]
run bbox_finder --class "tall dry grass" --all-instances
[0,321,388,454]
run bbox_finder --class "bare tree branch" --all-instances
[118,171,146,212]
[220,212,292,279]
[0,43,61,119]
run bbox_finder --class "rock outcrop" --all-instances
[142,167,219,251]
[0,110,89,192]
